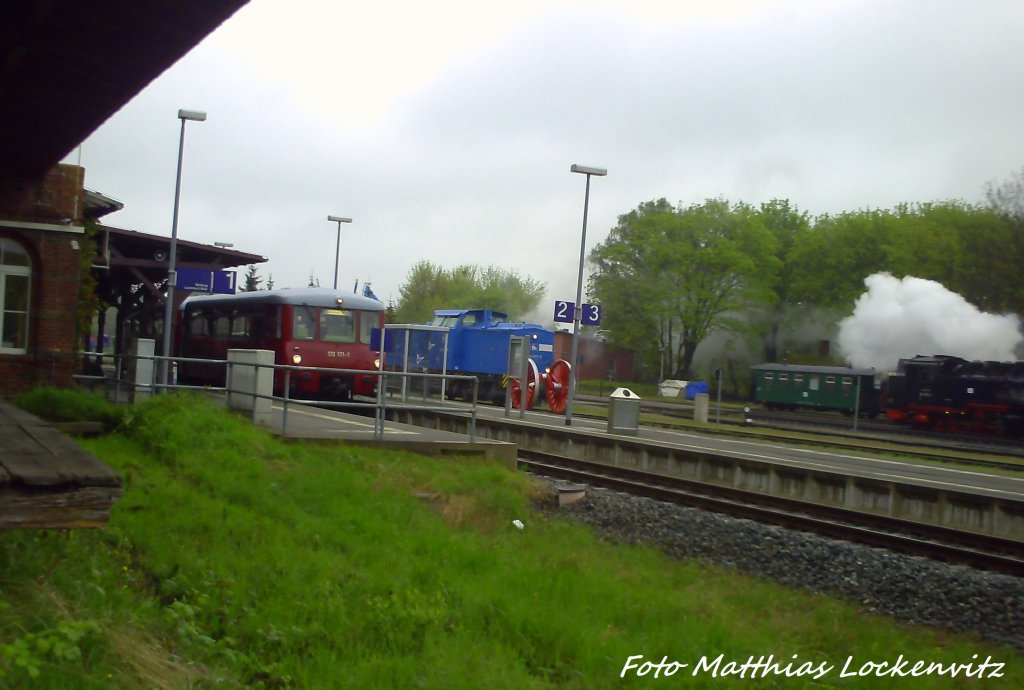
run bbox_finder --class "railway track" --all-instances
[519,448,1024,577]
[576,394,1024,464]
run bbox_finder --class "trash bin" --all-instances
[607,387,641,436]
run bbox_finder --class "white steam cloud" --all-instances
[837,273,1023,373]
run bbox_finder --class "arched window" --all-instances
[0,238,31,354]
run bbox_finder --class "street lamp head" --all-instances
[327,216,353,223]
[570,164,607,176]
[178,109,207,122]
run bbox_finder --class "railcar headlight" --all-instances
[374,357,381,369]
[292,354,303,365]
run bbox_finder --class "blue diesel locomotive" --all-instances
[393,308,555,405]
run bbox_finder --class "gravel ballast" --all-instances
[537,479,1024,649]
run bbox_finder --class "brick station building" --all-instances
[0,1,249,397]
[0,165,89,393]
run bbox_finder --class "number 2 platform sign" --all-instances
[553,301,602,326]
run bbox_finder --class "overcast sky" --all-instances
[67,0,1024,317]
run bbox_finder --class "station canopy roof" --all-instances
[0,0,249,185]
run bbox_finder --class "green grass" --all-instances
[2,392,1022,688]
[577,379,671,400]
[12,387,126,427]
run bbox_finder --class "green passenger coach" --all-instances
[750,364,879,417]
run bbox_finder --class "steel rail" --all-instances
[519,449,1024,577]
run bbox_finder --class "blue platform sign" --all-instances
[176,268,237,294]
[553,301,602,326]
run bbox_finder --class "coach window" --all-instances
[320,309,355,343]
[231,311,252,340]
[188,309,208,335]
[0,238,31,354]
[214,312,231,338]
[265,306,280,339]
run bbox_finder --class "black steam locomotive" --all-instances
[885,355,1024,437]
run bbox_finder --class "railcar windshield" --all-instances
[320,308,356,343]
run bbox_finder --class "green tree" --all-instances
[788,201,1021,317]
[242,265,261,292]
[753,199,812,361]
[881,203,961,288]
[788,209,895,310]
[985,166,1024,219]
[589,198,779,378]
[980,168,1024,314]
[393,261,546,323]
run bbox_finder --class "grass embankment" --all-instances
[2,390,1021,688]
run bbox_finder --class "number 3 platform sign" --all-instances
[553,301,602,326]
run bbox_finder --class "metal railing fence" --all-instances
[73,350,479,441]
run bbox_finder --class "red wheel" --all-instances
[510,358,540,410]
[545,359,571,414]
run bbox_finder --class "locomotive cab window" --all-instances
[320,309,355,343]
[0,238,31,354]
[429,315,456,328]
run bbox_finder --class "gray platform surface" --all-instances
[264,401,517,465]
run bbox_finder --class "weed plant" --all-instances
[1,392,1021,688]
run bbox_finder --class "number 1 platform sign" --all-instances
[553,301,602,326]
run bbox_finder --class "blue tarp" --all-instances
[685,380,709,399]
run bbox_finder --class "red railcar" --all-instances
[178,288,384,401]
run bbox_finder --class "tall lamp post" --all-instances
[565,163,607,426]
[327,215,353,290]
[160,108,206,389]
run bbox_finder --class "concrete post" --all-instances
[128,338,155,402]
[227,349,274,425]
[693,393,709,424]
